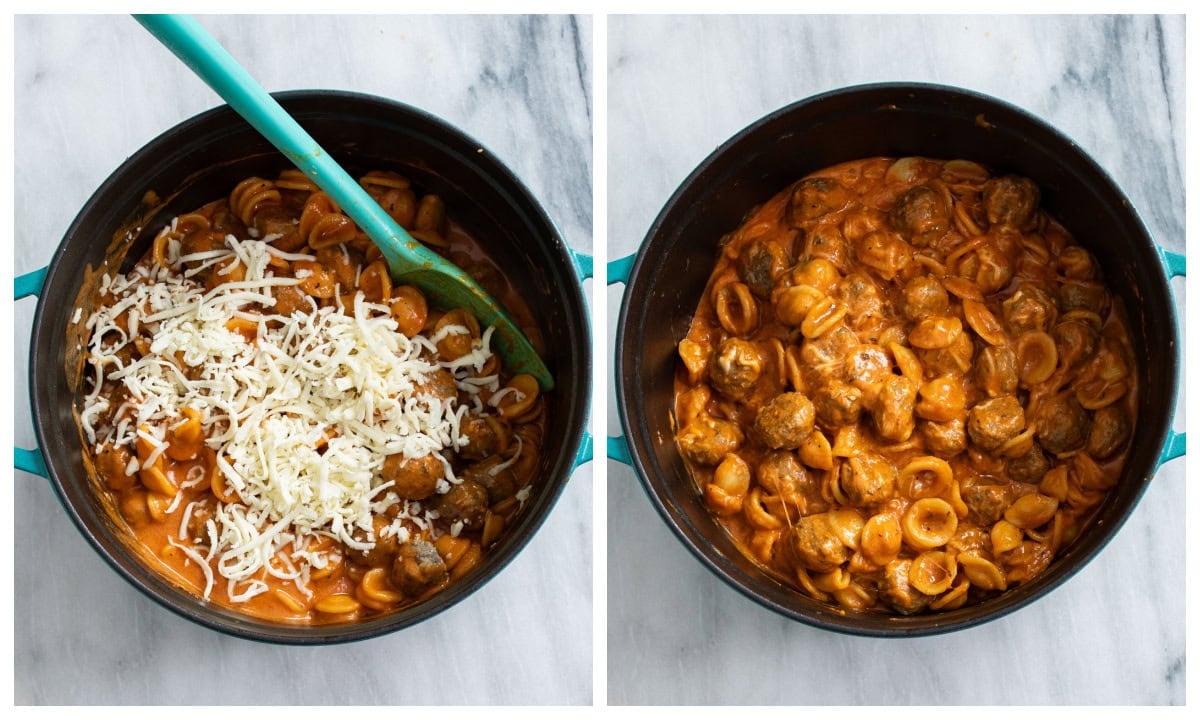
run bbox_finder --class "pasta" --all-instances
[675,157,1137,614]
[77,169,547,624]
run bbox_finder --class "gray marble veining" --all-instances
[607,14,1184,705]
[14,14,592,705]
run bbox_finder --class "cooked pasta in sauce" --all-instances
[674,157,1136,614]
[79,169,547,623]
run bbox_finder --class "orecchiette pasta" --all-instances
[675,156,1137,614]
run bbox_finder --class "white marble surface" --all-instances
[13,14,593,705]
[607,15,1185,705]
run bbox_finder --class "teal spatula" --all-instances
[135,14,553,391]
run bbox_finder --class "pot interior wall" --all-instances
[32,92,588,642]
[621,84,1175,635]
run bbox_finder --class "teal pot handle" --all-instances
[607,254,636,465]
[1159,247,1185,466]
[15,266,50,478]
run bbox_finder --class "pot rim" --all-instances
[29,89,591,644]
[616,81,1179,637]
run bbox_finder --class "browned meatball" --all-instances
[459,415,506,462]
[391,540,449,597]
[788,177,851,225]
[902,275,950,320]
[753,392,816,450]
[839,452,897,507]
[347,515,400,567]
[1087,404,1132,459]
[801,325,860,384]
[799,223,848,268]
[461,456,518,504]
[415,368,459,404]
[983,175,1039,228]
[1034,395,1092,455]
[881,559,930,615]
[967,396,1025,451]
[1059,280,1111,317]
[961,483,1013,525]
[737,240,789,299]
[1002,284,1058,334]
[1006,444,1050,483]
[920,416,968,457]
[677,416,743,466]
[382,453,443,500]
[756,450,809,496]
[845,344,891,393]
[787,513,848,572]
[434,479,488,530]
[811,381,863,428]
[96,444,135,491]
[891,184,949,246]
[709,338,763,400]
[838,273,886,336]
[1053,319,1101,371]
[873,375,917,441]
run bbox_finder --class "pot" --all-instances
[612,82,1184,637]
[18,90,592,644]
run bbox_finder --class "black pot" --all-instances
[614,82,1184,637]
[24,90,591,644]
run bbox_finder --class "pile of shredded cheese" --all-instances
[80,225,508,603]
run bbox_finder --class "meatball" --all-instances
[1053,320,1101,371]
[788,177,851,225]
[96,444,135,491]
[1002,284,1058,335]
[788,513,848,573]
[920,416,968,457]
[902,275,950,320]
[811,380,863,428]
[838,273,886,337]
[1034,395,1092,455]
[873,375,917,442]
[709,338,764,400]
[737,241,789,299]
[881,559,930,615]
[1007,444,1050,483]
[1087,404,1132,459]
[974,345,1019,398]
[347,515,400,567]
[391,540,449,597]
[1059,280,1111,318]
[983,175,1039,228]
[461,456,518,504]
[961,483,1013,525]
[677,416,744,466]
[839,452,897,507]
[800,223,848,268]
[756,450,812,497]
[845,344,891,396]
[967,396,1025,451]
[415,368,458,404]
[382,453,443,501]
[891,184,949,246]
[753,392,816,450]
[458,415,506,462]
[434,479,488,530]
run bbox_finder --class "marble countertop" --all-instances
[13,14,592,705]
[607,14,1185,705]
